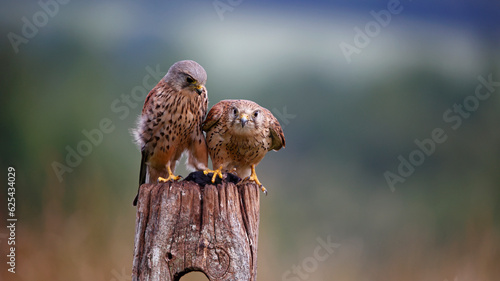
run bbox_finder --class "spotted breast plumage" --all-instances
[132,60,208,206]
[202,99,285,194]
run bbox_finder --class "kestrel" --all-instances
[132,60,209,206]
[202,99,286,194]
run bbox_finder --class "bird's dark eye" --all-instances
[232,108,238,115]
[186,76,195,84]
[253,111,259,118]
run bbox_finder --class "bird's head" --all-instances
[164,60,207,96]
[227,100,264,135]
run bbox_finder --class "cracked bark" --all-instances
[132,180,260,281]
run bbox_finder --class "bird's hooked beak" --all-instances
[240,113,249,127]
[194,85,204,95]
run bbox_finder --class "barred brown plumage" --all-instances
[132,60,209,206]
[202,99,285,194]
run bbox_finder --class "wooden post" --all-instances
[132,176,260,281]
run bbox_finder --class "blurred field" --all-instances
[1,1,499,280]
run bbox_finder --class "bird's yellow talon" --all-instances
[245,165,267,194]
[158,166,181,182]
[247,174,262,186]
[260,185,268,195]
[158,175,181,182]
[246,165,262,185]
[203,165,223,183]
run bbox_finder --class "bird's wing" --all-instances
[133,148,148,206]
[266,108,286,151]
[202,100,228,131]
[141,83,160,114]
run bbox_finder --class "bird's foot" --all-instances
[158,174,182,183]
[158,166,182,182]
[203,165,223,183]
[244,165,268,195]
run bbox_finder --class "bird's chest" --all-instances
[225,133,270,163]
[149,97,202,148]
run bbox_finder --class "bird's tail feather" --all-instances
[133,150,148,206]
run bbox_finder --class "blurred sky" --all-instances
[1,1,500,281]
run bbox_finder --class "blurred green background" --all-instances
[1,1,499,280]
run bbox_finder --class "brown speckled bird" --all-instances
[132,60,208,206]
[202,99,285,194]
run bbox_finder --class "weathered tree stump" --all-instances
[132,177,260,281]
